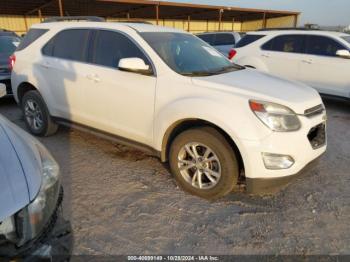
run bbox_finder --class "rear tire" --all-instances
[21,90,58,137]
[169,126,239,200]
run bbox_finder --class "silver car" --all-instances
[0,84,71,259]
[196,31,242,57]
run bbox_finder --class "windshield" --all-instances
[0,36,20,55]
[141,32,243,76]
[341,36,350,45]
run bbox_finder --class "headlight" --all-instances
[249,100,301,132]
[17,143,61,245]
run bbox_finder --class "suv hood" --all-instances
[192,68,322,114]
[0,116,42,222]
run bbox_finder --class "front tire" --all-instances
[169,127,239,200]
[21,90,58,136]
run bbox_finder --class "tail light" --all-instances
[8,54,16,71]
[228,49,237,60]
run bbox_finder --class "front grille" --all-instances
[304,104,324,118]
[307,123,326,149]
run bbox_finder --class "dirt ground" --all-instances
[0,96,349,256]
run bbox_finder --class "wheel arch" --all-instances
[17,82,38,104]
[161,118,245,174]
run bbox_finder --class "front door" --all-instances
[82,29,157,146]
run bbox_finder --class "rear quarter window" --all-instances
[235,34,265,48]
[16,28,48,51]
[42,29,90,63]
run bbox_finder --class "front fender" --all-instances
[154,96,270,166]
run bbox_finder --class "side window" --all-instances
[306,35,345,57]
[92,30,150,69]
[16,29,48,51]
[214,34,236,46]
[235,34,265,48]
[42,29,90,62]
[262,35,305,53]
[197,34,215,45]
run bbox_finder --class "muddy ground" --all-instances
[0,96,349,255]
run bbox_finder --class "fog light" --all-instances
[262,153,294,170]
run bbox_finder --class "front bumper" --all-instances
[238,110,327,194]
[246,155,323,194]
[0,188,73,260]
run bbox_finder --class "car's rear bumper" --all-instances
[246,154,323,194]
[0,76,12,95]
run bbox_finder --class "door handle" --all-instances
[86,74,101,83]
[261,54,270,58]
[302,59,312,64]
[41,62,51,69]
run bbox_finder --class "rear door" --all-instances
[298,35,350,97]
[260,34,306,80]
[40,29,92,121]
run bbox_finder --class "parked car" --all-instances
[196,31,242,57]
[232,29,350,99]
[12,18,327,199]
[0,29,20,95]
[0,84,71,259]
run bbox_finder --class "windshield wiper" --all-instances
[211,64,243,74]
[181,71,216,76]
[181,64,244,77]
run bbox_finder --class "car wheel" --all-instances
[169,126,239,200]
[22,90,58,136]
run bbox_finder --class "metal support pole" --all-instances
[294,14,298,27]
[262,12,267,29]
[58,0,64,17]
[23,15,28,32]
[206,19,209,32]
[187,15,191,32]
[218,9,223,31]
[232,18,235,31]
[126,12,130,20]
[155,5,159,25]
[38,9,43,22]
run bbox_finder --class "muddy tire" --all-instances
[21,90,58,137]
[169,126,239,200]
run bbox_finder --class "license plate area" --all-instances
[307,123,326,149]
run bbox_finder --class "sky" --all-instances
[161,0,350,26]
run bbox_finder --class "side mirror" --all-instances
[0,83,6,98]
[336,49,350,59]
[118,58,153,75]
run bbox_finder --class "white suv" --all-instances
[232,29,350,99]
[12,18,327,199]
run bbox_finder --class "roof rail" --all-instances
[116,20,153,25]
[257,27,320,31]
[43,16,105,23]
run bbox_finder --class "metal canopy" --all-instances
[0,0,299,23]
